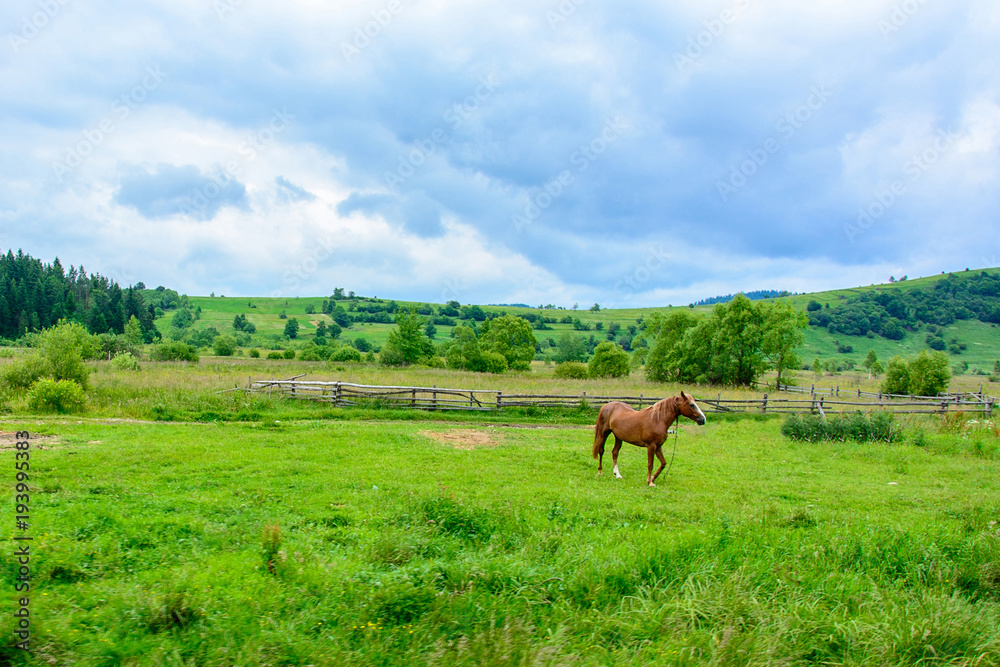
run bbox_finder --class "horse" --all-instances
[592,391,706,487]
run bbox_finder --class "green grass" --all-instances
[165,267,1000,380]
[2,412,999,664]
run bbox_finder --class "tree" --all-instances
[425,322,437,339]
[381,309,433,366]
[642,310,698,383]
[760,301,807,387]
[881,356,910,394]
[908,350,951,396]
[554,332,588,364]
[124,315,142,352]
[213,335,237,356]
[446,325,483,371]
[283,318,300,339]
[588,341,630,378]
[863,349,878,379]
[479,315,537,371]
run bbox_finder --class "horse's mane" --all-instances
[654,395,678,425]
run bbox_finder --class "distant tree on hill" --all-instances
[283,318,299,339]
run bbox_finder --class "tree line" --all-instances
[807,271,1000,340]
[0,248,157,341]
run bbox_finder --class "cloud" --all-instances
[114,163,247,220]
[1,0,998,305]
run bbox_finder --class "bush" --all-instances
[150,341,199,362]
[27,379,87,414]
[329,346,362,362]
[480,351,508,374]
[0,354,47,390]
[109,352,140,372]
[36,321,92,388]
[267,351,284,360]
[588,341,630,378]
[282,348,296,360]
[554,362,588,379]
[212,335,237,356]
[781,411,900,443]
[248,349,260,358]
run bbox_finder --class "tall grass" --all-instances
[2,417,999,664]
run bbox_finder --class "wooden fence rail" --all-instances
[249,379,996,417]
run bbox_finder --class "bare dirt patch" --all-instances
[420,429,501,450]
[0,431,61,449]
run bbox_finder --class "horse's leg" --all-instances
[594,426,610,476]
[650,445,667,485]
[646,446,657,486]
[612,437,624,479]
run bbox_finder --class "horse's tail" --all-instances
[593,405,611,459]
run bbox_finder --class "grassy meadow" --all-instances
[2,408,1000,665]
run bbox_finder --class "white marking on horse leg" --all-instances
[613,464,622,479]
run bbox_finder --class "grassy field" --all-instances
[168,267,1000,379]
[2,407,999,665]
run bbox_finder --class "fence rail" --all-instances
[249,379,996,417]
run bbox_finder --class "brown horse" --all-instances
[592,392,706,487]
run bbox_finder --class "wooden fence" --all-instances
[249,379,996,417]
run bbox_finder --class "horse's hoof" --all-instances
[648,482,656,487]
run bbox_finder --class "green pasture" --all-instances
[2,410,999,665]
[168,268,1000,378]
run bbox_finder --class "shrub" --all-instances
[329,346,362,362]
[0,354,47,390]
[36,321,92,388]
[480,350,508,374]
[781,411,900,443]
[150,341,199,362]
[554,362,589,379]
[27,379,87,414]
[282,348,296,360]
[267,351,284,360]
[588,341,630,378]
[212,335,237,356]
[248,349,260,358]
[109,352,140,371]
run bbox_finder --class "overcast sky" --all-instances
[2,0,998,307]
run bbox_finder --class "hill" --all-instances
[164,268,1000,379]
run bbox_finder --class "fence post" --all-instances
[818,396,826,418]
[582,390,587,408]
[836,385,840,397]
[497,391,502,411]
[940,400,947,415]
[639,394,643,409]
[762,393,768,414]
[811,384,815,397]
[432,385,437,411]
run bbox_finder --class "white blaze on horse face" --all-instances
[693,401,707,423]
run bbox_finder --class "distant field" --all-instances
[2,410,999,664]
[170,267,1000,378]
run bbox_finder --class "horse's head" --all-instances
[678,391,706,426]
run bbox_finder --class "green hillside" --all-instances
[157,267,1000,378]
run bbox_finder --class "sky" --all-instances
[1,0,998,308]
